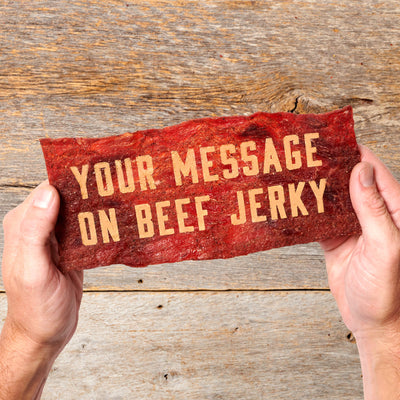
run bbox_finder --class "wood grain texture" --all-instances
[1,0,399,397]
[0,292,363,400]
[0,0,400,187]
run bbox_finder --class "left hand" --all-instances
[2,181,84,351]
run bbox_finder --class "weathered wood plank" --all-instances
[0,291,363,399]
[1,2,397,398]
[1,1,400,185]
[0,186,328,291]
[1,110,399,187]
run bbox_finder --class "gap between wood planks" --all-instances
[81,288,331,293]
[1,183,38,189]
[0,288,330,294]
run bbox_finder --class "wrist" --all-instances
[355,325,400,400]
[0,318,59,400]
[4,316,64,357]
[355,323,400,360]
[4,312,67,353]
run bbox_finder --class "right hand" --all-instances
[319,145,400,399]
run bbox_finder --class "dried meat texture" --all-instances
[40,106,361,272]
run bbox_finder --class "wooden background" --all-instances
[1,1,399,398]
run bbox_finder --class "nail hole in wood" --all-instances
[346,332,356,343]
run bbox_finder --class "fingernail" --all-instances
[33,188,54,209]
[359,163,375,188]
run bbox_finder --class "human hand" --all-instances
[320,145,400,399]
[0,181,83,399]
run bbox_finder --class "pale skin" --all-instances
[320,145,400,399]
[0,146,399,399]
[0,182,83,399]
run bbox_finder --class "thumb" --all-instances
[350,161,398,247]
[20,184,60,269]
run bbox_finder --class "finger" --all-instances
[350,161,399,249]
[359,145,400,229]
[319,236,349,253]
[19,183,60,279]
[2,181,52,277]
[3,181,51,241]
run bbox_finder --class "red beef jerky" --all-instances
[40,106,361,272]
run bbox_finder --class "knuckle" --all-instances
[364,188,388,218]
[20,213,45,246]
[2,209,20,245]
[3,209,15,231]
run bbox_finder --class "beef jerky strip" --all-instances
[40,106,361,272]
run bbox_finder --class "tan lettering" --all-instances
[98,208,120,243]
[115,158,135,193]
[71,164,89,200]
[268,185,287,220]
[136,155,156,191]
[304,133,322,167]
[200,146,218,182]
[135,203,154,238]
[220,144,239,179]
[283,135,301,170]
[288,182,309,217]
[195,195,210,231]
[309,179,327,213]
[249,188,267,222]
[156,201,174,236]
[78,212,97,246]
[94,162,114,197]
[171,149,199,186]
[241,141,259,176]
[231,191,246,225]
[175,198,194,233]
[263,138,282,174]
